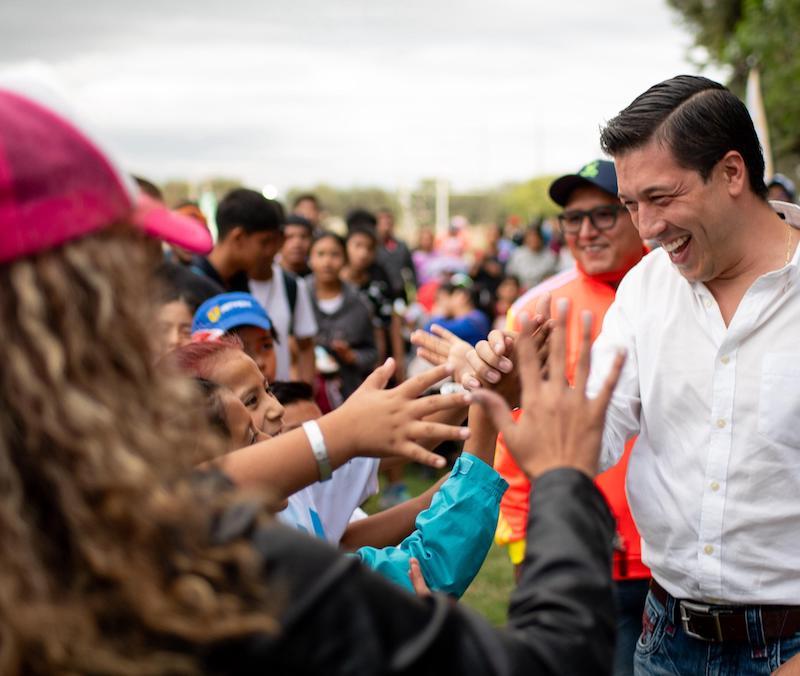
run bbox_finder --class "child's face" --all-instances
[282,224,313,269]
[240,229,284,277]
[346,232,376,272]
[434,288,453,316]
[497,279,519,303]
[280,399,323,434]
[155,300,193,357]
[206,350,284,436]
[310,237,345,283]
[218,388,269,451]
[236,325,277,383]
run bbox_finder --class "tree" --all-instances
[497,176,560,224]
[667,0,800,174]
[285,184,399,221]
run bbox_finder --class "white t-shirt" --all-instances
[249,263,318,381]
[276,458,380,544]
[276,486,326,539]
[307,457,380,543]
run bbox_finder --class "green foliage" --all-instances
[667,0,744,71]
[498,176,560,223]
[460,542,515,625]
[734,0,800,161]
[285,176,560,229]
[286,184,400,219]
[161,177,243,208]
[667,0,800,172]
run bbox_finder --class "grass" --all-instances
[364,464,515,626]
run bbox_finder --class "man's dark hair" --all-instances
[270,380,314,406]
[600,75,767,199]
[345,223,377,245]
[216,188,284,240]
[346,208,378,231]
[292,193,319,209]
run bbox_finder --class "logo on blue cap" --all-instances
[579,161,600,179]
[192,292,273,335]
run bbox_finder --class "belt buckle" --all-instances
[679,600,726,642]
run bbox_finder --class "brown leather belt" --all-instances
[650,580,800,643]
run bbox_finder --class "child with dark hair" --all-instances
[192,354,509,599]
[308,231,378,405]
[191,292,278,383]
[193,187,284,292]
[424,273,491,346]
[342,223,406,379]
[280,214,314,278]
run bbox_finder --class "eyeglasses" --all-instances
[557,204,627,234]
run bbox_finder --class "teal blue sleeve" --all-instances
[355,452,508,597]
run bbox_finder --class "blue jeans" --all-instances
[615,578,650,676]
[634,590,800,675]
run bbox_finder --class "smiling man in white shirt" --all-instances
[588,75,800,675]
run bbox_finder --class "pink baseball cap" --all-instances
[0,75,213,263]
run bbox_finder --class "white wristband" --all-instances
[302,420,332,482]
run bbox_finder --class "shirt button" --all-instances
[720,355,730,365]
[710,481,720,492]
[704,298,712,309]
[704,545,714,555]
[716,419,727,429]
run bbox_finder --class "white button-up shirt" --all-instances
[589,201,800,605]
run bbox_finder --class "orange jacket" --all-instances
[495,267,649,580]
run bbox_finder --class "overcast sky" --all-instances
[1,0,722,194]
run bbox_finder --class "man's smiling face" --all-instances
[562,184,643,278]
[616,139,735,284]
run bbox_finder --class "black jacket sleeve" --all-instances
[207,468,616,676]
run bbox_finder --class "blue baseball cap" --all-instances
[549,159,618,207]
[192,292,273,337]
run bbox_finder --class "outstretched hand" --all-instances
[471,300,625,479]
[341,358,472,469]
[411,323,511,389]
[411,305,551,408]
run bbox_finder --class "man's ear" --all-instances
[718,151,747,198]
[225,225,246,248]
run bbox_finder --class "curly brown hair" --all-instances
[0,226,279,675]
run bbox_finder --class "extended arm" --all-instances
[215,362,469,499]
[354,402,505,597]
[228,304,622,675]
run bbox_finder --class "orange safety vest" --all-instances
[495,266,649,580]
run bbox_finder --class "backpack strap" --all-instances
[283,270,298,336]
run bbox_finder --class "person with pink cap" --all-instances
[0,75,625,675]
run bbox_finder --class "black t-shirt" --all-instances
[356,263,395,329]
[191,256,250,293]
